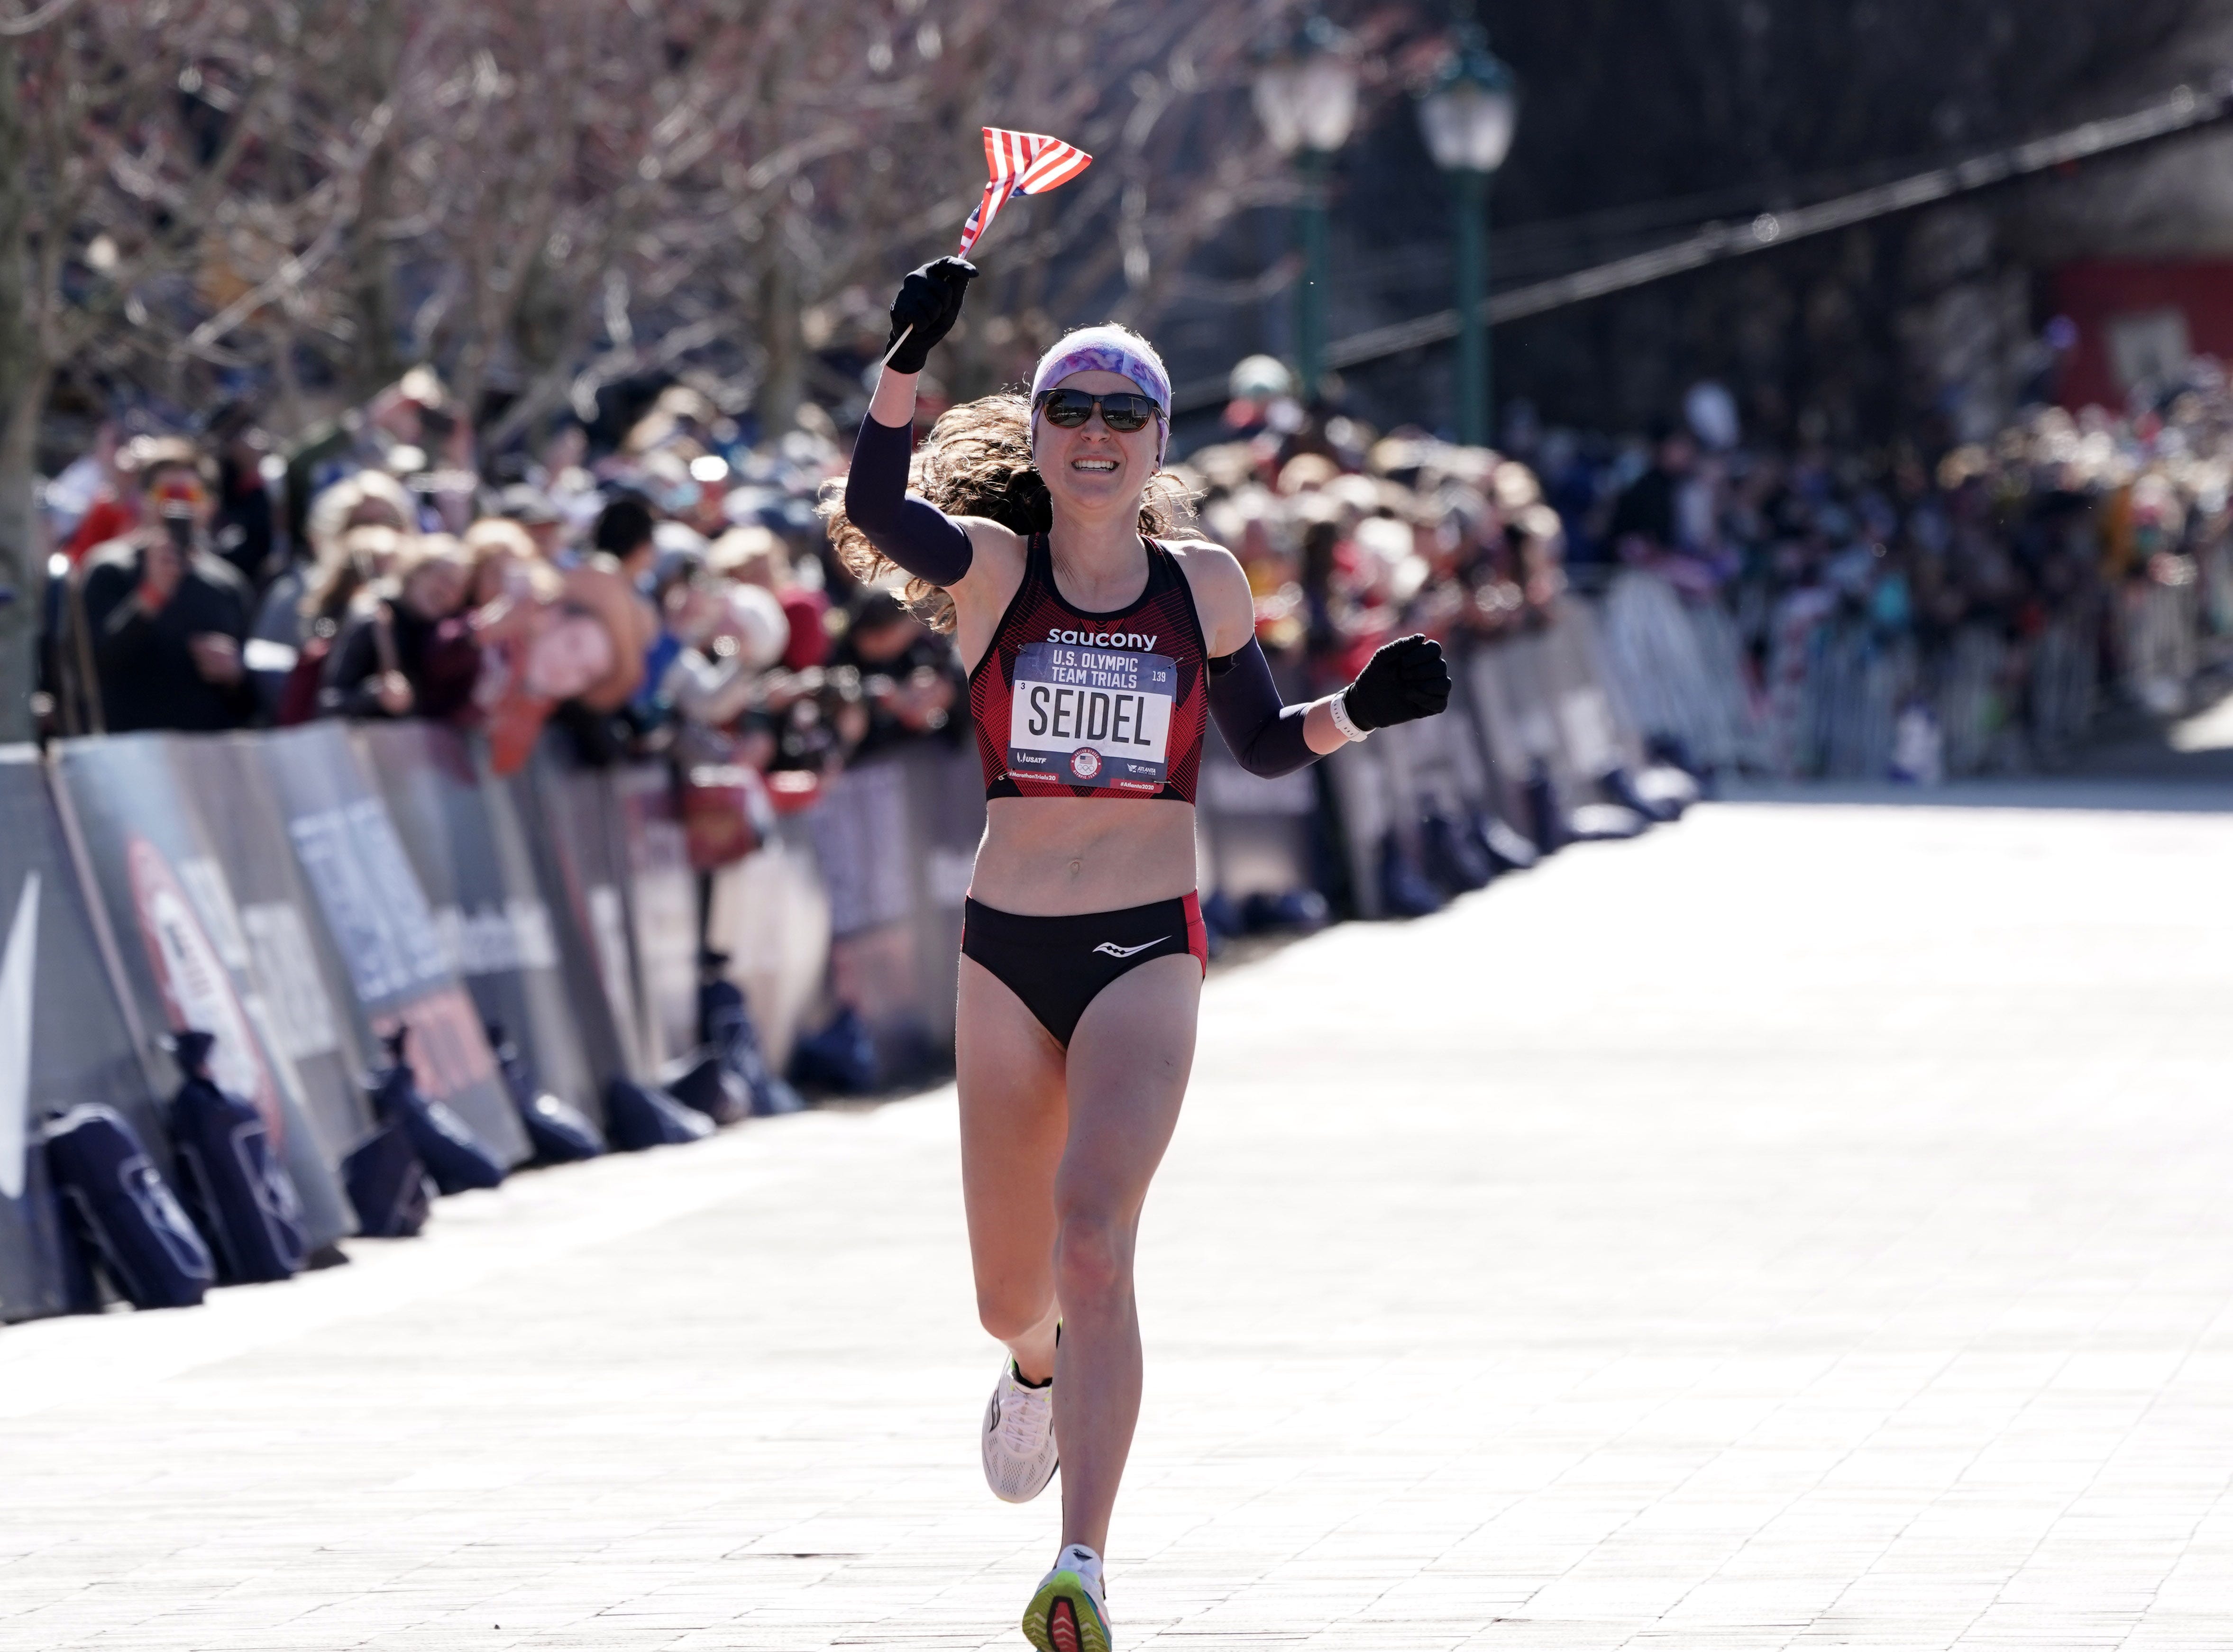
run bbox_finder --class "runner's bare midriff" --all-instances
[968,794,1199,915]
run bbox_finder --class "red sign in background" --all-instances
[2053,259,2233,410]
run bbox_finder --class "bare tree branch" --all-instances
[0,0,83,39]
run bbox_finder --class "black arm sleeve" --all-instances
[1207,638,1321,778]
[842,413,974,586]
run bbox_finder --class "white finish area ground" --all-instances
[5,795,2233,1651]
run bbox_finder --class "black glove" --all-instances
[883,256,977,374]
[1342,634,1452,731]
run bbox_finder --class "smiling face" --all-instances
[1034,369,1163,522]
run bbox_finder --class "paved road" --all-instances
[6,794,2233,1651]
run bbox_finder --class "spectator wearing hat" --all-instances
[711,522,830,669]
[73,438,258,733]
[496,482,566,563]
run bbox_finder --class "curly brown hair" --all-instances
[818,392,1194,633]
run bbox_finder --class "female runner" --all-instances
[828,258,1452,1652]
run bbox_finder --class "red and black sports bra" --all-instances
[969,533,1211,803]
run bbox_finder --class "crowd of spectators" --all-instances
[36,376,966,817]
[1178,358,1572,703]
[35,351,2232,803]
[1545,375,2233,778]
[1176,356,2233,785]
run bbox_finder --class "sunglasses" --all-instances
[150,476,208,511]
[1034,389,1162,434]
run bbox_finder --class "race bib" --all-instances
[1007,640,1174,792]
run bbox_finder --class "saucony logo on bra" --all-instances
[1047,628,1157,651]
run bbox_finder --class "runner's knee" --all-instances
[1053,1214,1130,1310]
[978,1285,1053,1345]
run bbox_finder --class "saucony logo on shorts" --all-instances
[1093,937,1167,958]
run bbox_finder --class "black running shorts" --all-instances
[961,894,1208,1046]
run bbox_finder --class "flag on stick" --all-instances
[881,128,1094,369]
[955,128,1093,257]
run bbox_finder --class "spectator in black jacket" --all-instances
[1609,420,1695,559]
[207,399,277,589]
[828,586,962,761]
[74,438,257,733]
[319,535,479,721]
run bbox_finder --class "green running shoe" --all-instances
[1022,1544,1110,1652]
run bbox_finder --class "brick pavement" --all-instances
[4,793,2232,1651]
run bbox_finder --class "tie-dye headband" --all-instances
[1030,326,1171,411]
[1030,326,1171,462]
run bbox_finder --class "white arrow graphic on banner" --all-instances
[0,873,40,1201]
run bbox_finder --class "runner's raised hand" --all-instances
[884,257,977,374]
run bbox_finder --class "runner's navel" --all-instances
[1068,858,1083,876]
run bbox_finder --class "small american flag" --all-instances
[956,128,1093,256]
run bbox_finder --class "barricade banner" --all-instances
[517,738,650,1085]
[0,748,163,1322]
[808,758,930,1079]
[804,744,981,1077]
[899,741,988,1056]
[1324,646,1512,917]
[173,735,376,1164]
[352,723,601,1124]
[706,833,830,1074]
[50,735,357,1250]
[1593,570,1756,772]
[1461,633,1563,821]
[252,724,530,1168]
[1195,751,1317,904]
[1377,684,1498,826]
[1321,739,1401,920]
[610,764,699,1067]
[1553,602,1650,776]
[1460,609,1660,822]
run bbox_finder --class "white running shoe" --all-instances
[981,1357,1058,1503]
[1023,1544,1110,1652]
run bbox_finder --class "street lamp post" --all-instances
[1254,16,1359,403]
[1418,25,1518,447]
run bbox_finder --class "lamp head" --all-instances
[1417,23,1519,175]
[1254,14,1361,157]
